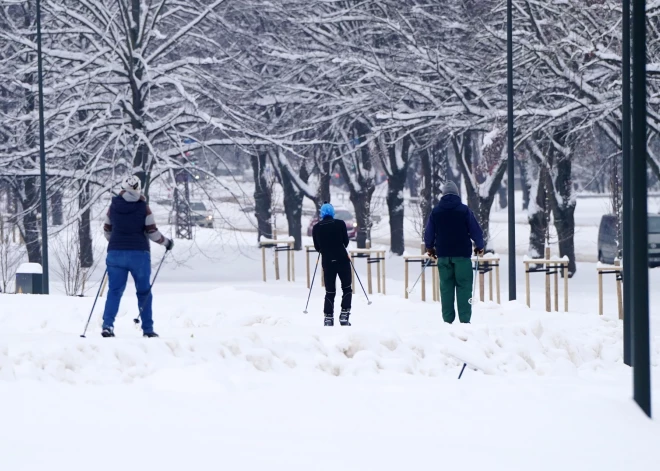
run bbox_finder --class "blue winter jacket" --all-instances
[106,195,149,251]
[424,195,484,258]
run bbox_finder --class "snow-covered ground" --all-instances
[1,226,659,470]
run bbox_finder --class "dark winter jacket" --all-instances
[104,191,166,252]
[424,194,484,258]
[312,216,350,266]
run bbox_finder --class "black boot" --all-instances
[339,309,351,326]
[143,332,159,338]
[101,327,115,338]
[324,314,334,326]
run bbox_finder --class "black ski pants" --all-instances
[323,259,352,315]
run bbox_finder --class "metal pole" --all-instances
[36,0,49,294]
[507,0,516,300]
[622,0,633,367]
[631,0,651,418]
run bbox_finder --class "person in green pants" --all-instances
[424,181,485,323]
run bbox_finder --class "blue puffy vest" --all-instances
[107,196,150,252]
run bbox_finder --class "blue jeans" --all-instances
[102,250,154,333]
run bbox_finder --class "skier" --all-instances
[312,202,352,326]
[424,181,484,324]
[101,175,174,338]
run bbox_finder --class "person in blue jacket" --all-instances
[424,181,484,323]
[101,175,173,338]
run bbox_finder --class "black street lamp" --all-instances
[507,0,516,301]
[631,0,651,417]
[622,0,632,367]
[36,0,50,294]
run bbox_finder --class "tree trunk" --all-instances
[551,156,577,277]
[454,131,507,249]
[420,142,446,226]
[251,151,273,242]
[316,158,331,210]
[79,183,94,269]
[518,157,531,211]
[339,122,375,249]
[278,155,305,250]
[385,137,411,255]
[18,178,42,264]
[51,191,63,226]
[528,164,549,259]
[387,165,407,255]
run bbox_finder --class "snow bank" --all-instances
[1,286,655,385]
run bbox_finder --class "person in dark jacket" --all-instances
[424,181,484,324]
[312,203,352,326]
[101,175,174,338]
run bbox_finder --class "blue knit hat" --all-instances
[320,203,335,219]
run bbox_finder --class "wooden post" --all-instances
[554,264,559,312]
[100,275,109,297]
[366,243,373,295]
[525,263,531,308]
[273,230,280,281]
[615,261,623,320]
[306,248,311,289]
[286,244,291,282]
[496,262,501,304]
[489,264,493,301]
[421,259,426,302]
[291,243,295,282]
[563,265,569,312]
[262,246,267,282]
[479,264,485,302]
[598,269,604,316]
[433,262,439,301]
[350,253,354,293]
[544,248,551,312]
[404,260,409,299]
[376,252,381,293]
[381,251,387,294]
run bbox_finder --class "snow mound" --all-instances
[1,286,654,384]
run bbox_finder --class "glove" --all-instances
[474,247,485,256]
[165,238,174,251]
[426,247,437,259]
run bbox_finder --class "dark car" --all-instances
[598,213,660,267]
[307,208,357,240]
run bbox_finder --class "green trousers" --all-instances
[437,257,474,324]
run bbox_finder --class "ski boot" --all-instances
[101,327,115,338]
[339,309,351,326]
[143,332,160,338]
[324,314,334,326]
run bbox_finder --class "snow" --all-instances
[16,263,43,274]
[1,190,659,470]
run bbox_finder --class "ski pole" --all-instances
[469,254,479,305]
[458,363,468,379]
[133,251,169,325]
[407,258,433,294]
[303,253,321,314]
[80,270,108,338]
[348,252,372,305]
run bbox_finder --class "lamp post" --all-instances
[631,0,651,417]
[36,0,50,294]
[622,0,632,368]
[507,0,516,300]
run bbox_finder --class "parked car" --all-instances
[168,201,214,228]
[598,213,660,267]
[307,208,357,240]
